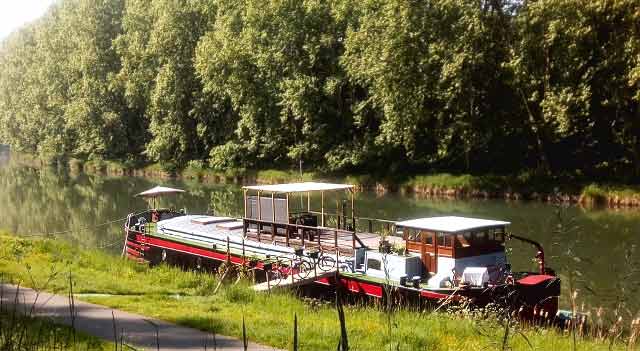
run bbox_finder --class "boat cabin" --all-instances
[393,216,510,288]
[241,182,364,256]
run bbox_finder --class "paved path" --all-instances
[0,284,280,351]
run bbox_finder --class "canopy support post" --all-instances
[350,190,355,231]
[243,189,248,235]
[257,191,262,242]
[243,189,248,218]
[285,193,290,247]
[271,193,276,241]
[336,198,340,229]
[321,191,325,227]
[351,190,356,250]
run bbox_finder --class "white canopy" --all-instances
[136,186,186,198]
[243,182,353,193]
[396,216,510,233]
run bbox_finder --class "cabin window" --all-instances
[422,231,434,245]
[489,228,505,242]
[367,258,382,271]
[437,232,452,247]
[407,229,420,242]
[456,233,471,247]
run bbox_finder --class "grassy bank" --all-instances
[0,234,636,350]
[74,160,640,207]
[0,312,112,351]
[9,154,640,207]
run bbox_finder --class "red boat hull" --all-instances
[124,228,559,318]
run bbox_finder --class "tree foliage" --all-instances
[0,0,639,179]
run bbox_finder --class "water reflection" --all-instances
[0,157,638,312]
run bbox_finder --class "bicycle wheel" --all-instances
[268,269,284,287]
[271,256,291,285]
[295,259,314,279]
[318,255,336,272]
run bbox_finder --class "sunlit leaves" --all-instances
[0,0,639,178]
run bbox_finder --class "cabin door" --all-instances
[422,252,437,275]
[420,231,437,275]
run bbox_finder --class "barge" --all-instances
[123,182,560,317]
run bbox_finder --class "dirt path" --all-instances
[0,284,280,351]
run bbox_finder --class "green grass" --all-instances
[0,312,112,350]
[579,183,640,206]
[181,163,247,182]
[255,169,316,184]
[0,234,633,350]
[580,184,609,205]
[407,173,477,191]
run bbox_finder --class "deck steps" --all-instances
[251,270,336,292]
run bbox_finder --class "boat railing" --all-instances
[305,210,398,236]
[124,209,184,235]
[242,217,368,255]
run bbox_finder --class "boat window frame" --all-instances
[422,230,434,246]
[406,228,420,242]
[455,232,471,248]
[437,232,452,248]
[367,257,382,271]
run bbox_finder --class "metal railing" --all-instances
[306,210,397,235]
[242,217,368,253]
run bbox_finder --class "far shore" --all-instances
[6,153,640,208]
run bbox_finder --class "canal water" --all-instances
[1,154,638,313]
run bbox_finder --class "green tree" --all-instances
[196,0,356,171]
[114,0,224,169]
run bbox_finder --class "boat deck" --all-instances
[151,215,399,257]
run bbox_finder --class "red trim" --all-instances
[420,290,462,301]
[315,277,332,285]
[339,278,383,298]
[517,274,555,286]
[126,241,148,251]
[145,236,246,264]
[126,247,142,257]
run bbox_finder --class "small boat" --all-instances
[123,182,560,318]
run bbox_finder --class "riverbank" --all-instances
[0,233,636,351]
[8,154,640,208]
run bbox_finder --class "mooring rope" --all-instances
[39,216,128,237]
[16,209,151,251]
[96,237,130,249]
